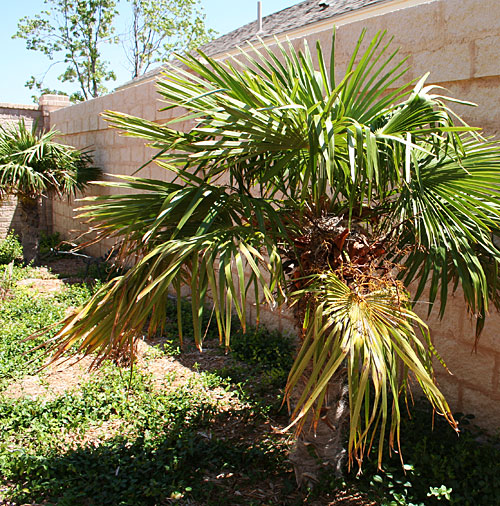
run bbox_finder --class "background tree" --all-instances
[40,32,500,480]
[14,0,118,102]
[0,120,101,262]
[125,0,216,79]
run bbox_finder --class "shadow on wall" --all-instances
[0,196,52,241]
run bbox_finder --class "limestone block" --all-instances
[131,146,146,164]
[413,42,472,83]
[442,77,500,134]
[474,35,500,78]
[134,82,150,104]
[415,292,468,338]
[443,0,500,39]
[461,386,500,431]
[98,114,108,131]
[143,104,156,120]
[462,312,500,355]
[434,371,462,412]
[431,335,496,392]
[119,147,132,163]
[255,306,282,333]
[338,0,443,57]
[156,104,180,122]
[280,315,297,337]
[88,115,98,131]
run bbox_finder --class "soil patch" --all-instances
[3,356,97,401]
[16,277,66,293]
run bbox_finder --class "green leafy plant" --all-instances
[230,326,295,372]
[1,265,500,505]
[0,279,97,390]
[14,0,119,102]
[126,0,216,79]
[352,402,500,505]
[0,232,23,264]
[40,30,500,478]
[0,120,101,262]
[39,231,66,256]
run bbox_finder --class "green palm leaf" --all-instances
[39,30,500,472]
[285,272,455,469]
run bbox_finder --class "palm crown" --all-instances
[0,120,101,261]
[44,31,500,469]
[0,120,99,199]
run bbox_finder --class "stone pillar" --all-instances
[39,94,70,130]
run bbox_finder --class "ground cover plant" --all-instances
[0,261,499,505]
[0,233,23,265]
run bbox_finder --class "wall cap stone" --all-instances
[39,94,70,107]
[0,102,39,111]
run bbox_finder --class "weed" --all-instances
[0,281,97,390]
[2,265,500,505]
[351,401,500,505]
[230,325,295,380]
[0,233,23,264]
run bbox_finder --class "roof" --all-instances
[202,0,385,56]
[119,0,386,87]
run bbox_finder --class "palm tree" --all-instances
[43,31,500,480]
[0,120,100,262]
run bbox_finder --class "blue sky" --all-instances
[1,0,297,104]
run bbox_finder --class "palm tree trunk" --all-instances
[18,196,40,263]
[289,369,349,486]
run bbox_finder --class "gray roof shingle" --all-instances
[202,0,384,56]
[119,0,385,87]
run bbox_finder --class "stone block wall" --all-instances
[47,0,500,431]
[0,102,42,131]
[0,196,22,239]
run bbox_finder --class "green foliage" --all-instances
[24,77,68,104]
[127,0,216,78]
[0,233,23,264]
[0,368,221,505]
[13,0,216,100]
[229,325,295,391]
[39,231,63,255]
[231,326,295,371]
[0,120,100,200]
[2,265,500,505]
[0,280,96,390]
[164,295,220,344]
[0,268,291,505]
[14,0,118,101]
[42,30,500,470]
[350,403,500,506]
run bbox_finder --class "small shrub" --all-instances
[0,233,23,264]
[39,231,64,255]
[230,325,295,373]
[352,401,500,506]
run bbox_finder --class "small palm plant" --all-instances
[0,120,100,262]
[42,31,500,479]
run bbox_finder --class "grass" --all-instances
[0,263,499,505]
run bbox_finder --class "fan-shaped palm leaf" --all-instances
[39,30,500,470]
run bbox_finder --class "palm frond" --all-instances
[285,272,456,470]
[0,119,99,199]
